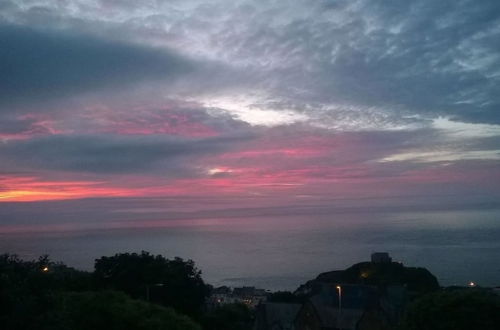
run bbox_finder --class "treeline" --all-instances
[399,287,500,330]
[0,251,252,330]
[2,252,499,330]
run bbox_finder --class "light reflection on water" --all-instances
[1,209,499,290]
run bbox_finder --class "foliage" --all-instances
[399,288,500,330]
[201,303,253,330]
[0,253,204,329]
[0,254,87,329]
[53,291,201,330]
[94,251,209,316]
[0,253,93,328]
[0,253,92,291]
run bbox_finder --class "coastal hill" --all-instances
[295,253,439,296]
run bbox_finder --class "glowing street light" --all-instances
[336,285,342,330]
[42,266,49,272]
[469,281,476,287]
[146,283,166,301]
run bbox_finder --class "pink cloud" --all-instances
[78,105,220,137]
[0,175,137,202]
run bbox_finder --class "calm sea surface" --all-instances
[1,209,499,290]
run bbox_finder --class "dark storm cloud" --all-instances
[0,133,252,174]
[0,24,193,109]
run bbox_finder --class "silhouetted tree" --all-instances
[201,303,253,330]
[400,288,500,330]
[94,251,209,316]
[53,291,201,330]
[0,254,92,329]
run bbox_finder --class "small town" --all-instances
[5,251,496,330]
[204,252,500,330]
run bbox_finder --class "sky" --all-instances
[1,0,500,227]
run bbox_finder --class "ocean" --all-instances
[1,207,499,290]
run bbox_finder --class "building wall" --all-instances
[294,302,325,330]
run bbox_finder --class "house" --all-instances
[379,285,407,324]
[356,310,387,330]
[253,302,301,330]
[206,286,238,310]
[294,284,387,330]
[294,299,366,330]
[233,286,268,308]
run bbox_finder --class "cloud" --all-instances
[379,150,500,163]
[5,1,499,126]
[0,133,252,174]
[150,0,500,126]
[377,117,500,164]
[432,117,500,139]
[0,24,193,109]
[0,0,499,206]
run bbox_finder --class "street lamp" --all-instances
[336,285,342,330]
[146,283,165,301]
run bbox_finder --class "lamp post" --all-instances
[336,285,342,330]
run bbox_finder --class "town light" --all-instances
[469,281,476,287]
[42,267,49,272]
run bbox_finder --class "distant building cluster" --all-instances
[207,286,268,309]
